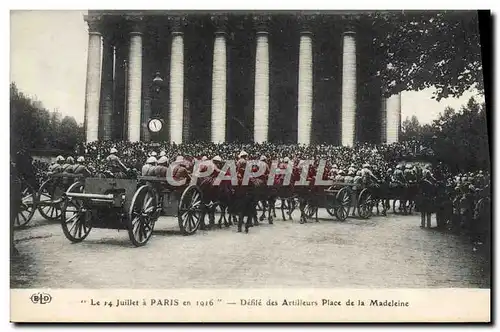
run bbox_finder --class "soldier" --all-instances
[344,170,354,183]
[404,164,417,184]
[335,170,345,183]
[348,163,357,175]
[106,147,130,178]
[384,168,393,184]
[361,163,379,185]
[48,155,65,175]
[259,155,270,181]
[172,156,191,184]
[329,164,338,180]
[422,164,437,183]
[236,151,248,177]
[61,156,75,173]
[145,157,158,176]
[72,156,92,177]
[155,156,169,178]
[353,170,363,188]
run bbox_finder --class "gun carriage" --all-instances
[60,175,206,247]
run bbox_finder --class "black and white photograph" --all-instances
[9,7,491,323]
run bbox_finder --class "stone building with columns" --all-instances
[83,10,401,146]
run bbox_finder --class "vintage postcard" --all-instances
[9,8,491,323]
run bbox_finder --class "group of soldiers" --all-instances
[49,146,441,190]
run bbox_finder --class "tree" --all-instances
[401,115,434,142]
[10,82,83,152]
[431,97,489,172]
[364,11,484,101]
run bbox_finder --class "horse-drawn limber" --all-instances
[60,175,207,247]
[299,182,375,222]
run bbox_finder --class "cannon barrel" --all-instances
[65,192,114,201]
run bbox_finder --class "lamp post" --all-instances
[148,71,166,140]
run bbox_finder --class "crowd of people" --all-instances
[71,140,426,178]
[28,140,490,241]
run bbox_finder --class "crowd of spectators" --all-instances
[71,140,428,177]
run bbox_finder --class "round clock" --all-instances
[148,118,163,133]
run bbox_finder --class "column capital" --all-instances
[211,15,229,34]
[168,15,187,35]
[343,19,359,35]
[84,15,102,34]
[253,15,272,34]
[297,14,317,34]
[125,15,145,35]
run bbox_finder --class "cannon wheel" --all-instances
[128,185,158,247]
[325,186,337,216]
[15,181,37,229]
[334,187,351,221]
[178,185,203,235]
[61,181,91,243]
[304,202,318,218]
[37,178,64,221]
[358,188,373,219]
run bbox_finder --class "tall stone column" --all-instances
[297,22,314,146]
[126,17,143,142]
[169,16,185,144]
[341,29,357,147]
[100,36,114,141]
[253,16,270,143]
[211,16,228,143]
[113,39,127,140]
[380,97,387,143]
[183,96,190,143]
[385,93,402,143]
[141,49,151,142]
[83,16,102,142]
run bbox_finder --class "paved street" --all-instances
[11,208,490,289]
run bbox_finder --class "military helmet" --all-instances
[157,156,168,165]
[77,156,85,163]
[56,155,65,163]
[146,156,157,164]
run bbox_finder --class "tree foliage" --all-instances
[401,97,489,172]
[10,82,84,153]
[366,11,484,100]
[401,115,434,142]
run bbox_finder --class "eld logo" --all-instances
[30,293,52,304]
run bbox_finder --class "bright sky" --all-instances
[10,10,485,126]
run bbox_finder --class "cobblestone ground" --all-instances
[11,208,490,289]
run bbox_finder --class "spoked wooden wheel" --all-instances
[15,182,37,229]
[178,185,203,235]
[37,179,64,221]
[61,184,92,243]
[325,187,336,216]
[334,187,351,221]
[304,202,318,218]
[358,188,374,219]
[128,185,158,247]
